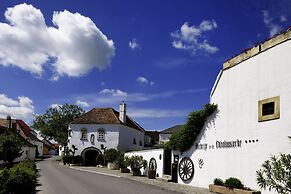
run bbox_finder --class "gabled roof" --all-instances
[70,108,145,132]
[160,125,184,134]
[0,126,35,147]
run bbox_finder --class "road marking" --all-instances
[68,166,121,178]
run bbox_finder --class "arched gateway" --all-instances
[81,147,102,166]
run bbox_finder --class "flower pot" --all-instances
[148,170,156,179]
[209,184,261,194]
[132,168,141,176]
[107,162,119,170]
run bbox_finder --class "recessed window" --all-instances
[80,128,88,140]
[139,140,142,146]
[133,138,136,144]
[258,96,280,122]
[97,129,105,140]
[90,134,95,143]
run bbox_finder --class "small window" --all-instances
[98,129,105,140]
[139,140,142,146]
[258,96,280,122]
[80,128,87,140]
[90,134,95,143]
[133,138,136,144]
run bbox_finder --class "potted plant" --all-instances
[124,155,147,176]
[104,148,119,169]
[209,177,261,194]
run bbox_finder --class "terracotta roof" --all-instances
[70,108,145,132]
[0,126,35,147]
[160,125,184,134]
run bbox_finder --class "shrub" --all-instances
[124,155,147,170]
[120,168,130,173]
[224,177,244,189]
[214,178,224,186]
[104,148,118,163]
[115,151,125,169]
[0,161,37,194]
[73,155,83,165]
[96,154,104,165]
[256,154,291,194]
[62,155,73,164]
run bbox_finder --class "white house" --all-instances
[68,102,145,166]
[159,125,183,144]
[172,28,291,193]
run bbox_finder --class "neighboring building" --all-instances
[0,118,43,157]
[173,28,291,193]
[0,125,36,163]
[159,125,183,143]
[42,138,55,155]
[68,102,145,165]
[144,131,160,147]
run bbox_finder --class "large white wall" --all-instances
[119,125,144,151]
[125,149,164,177]
[176,39,291,193]
[68,124,120,155]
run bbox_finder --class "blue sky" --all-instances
[0,0,290,131]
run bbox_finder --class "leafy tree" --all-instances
[0,129,23,165]
[32,103,85,145]
[167,103,217,152]
[256,154,291,194]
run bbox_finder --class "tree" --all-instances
[0,129,23,165]
[32,103,85,145]
[256,154,291,194]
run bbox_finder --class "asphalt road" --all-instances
[36,157,178,194]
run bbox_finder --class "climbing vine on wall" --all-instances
[167,103,217,152]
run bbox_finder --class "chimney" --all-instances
[6,115,11,129]
[119,101,126,123]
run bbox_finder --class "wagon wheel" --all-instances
[179,157,194,181]
[149,158,157,171]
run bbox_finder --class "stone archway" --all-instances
[81,147,102,166]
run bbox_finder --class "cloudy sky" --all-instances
[0,0,290,130]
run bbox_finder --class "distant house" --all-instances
[42,138,56,155]
[144,131,160,147]
[68,102,145,166]
[0,126,36,163]
[159,125,184,143]
[0,118,43,157]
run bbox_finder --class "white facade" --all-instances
[125,149,164,177]
[159,133,171,144]
[68,123,144,156]
[175,32,291,193]
[14,145,36,162]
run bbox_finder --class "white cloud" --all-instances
[171,20,218,55]
[128,108,187,118]
[262,10,283,37]
[136,76,154,85]
[129,38,141,50]
[0,3,115,80]
[76,100,90,107]
[50,104,62,109]
[0,93,34,121]
[99,89,127,97]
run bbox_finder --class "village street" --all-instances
[36,157,179,194]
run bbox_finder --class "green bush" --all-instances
[124,155,147,171]
[62,155,73,165]
[214,178,224,186]
[167,104,217,152]
[115,151,125,168]
[0,161,37,194]
[104,148,118,163]
[96,154,104,165]
[73,155,83,165]
[224,177,244,189]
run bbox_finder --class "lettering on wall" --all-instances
[195,139,245,151]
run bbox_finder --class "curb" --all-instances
[68,166,121,178]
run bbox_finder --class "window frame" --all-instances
[133,138,136,145]
[90,134,95,143]
[258,96,280,122]
[97,128,105,140]
[80,128,88,140]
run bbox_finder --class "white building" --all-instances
[159,125,183,144]
[173,28,291,193]
[68,102,145,166]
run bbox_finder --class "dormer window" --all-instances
[80,128,87,140]
[97,129,105,140]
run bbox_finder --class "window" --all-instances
[258,96,280,122]
[97,129,105,140]
[80,128,87,140]
[133,138,136,144]
[139,140,143,146]
[90,134,95,143]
